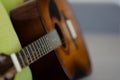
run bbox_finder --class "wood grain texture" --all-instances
[10,0,91,79]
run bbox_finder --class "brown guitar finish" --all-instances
[10,0,91,80]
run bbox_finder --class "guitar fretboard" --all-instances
[16,30,62,68]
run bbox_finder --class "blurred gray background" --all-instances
[68,0,120,80]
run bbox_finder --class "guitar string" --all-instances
[39,37,44,57]
[17,30,62,67]
[42,35,48,56]
[21,49,29,65]
[17,52,25,67]
[25,46,33,64]
[36,39,42,58]
[34,41,41,59]
[44,35,50,53]
[31,43,39,60]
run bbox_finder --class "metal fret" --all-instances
[22,45,32,65]
[34,41,41,57]
[23,46,33,63]
[40,37,46,56]
[17,52,25,67]
[25,46,30,64]
[29,45,36,61]
[15,30,62,68]
[21,50,29,65]
[16,53,24,68]
[42,36,48,55]
[39,38,45,57]
[44,35,50,53]
[31,43,39,60]
[36,39,42,57]
[38,38,43,56]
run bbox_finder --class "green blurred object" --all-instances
[0,1,32,80]
[0,0,24,13]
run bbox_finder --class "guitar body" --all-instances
[10,0,91,79]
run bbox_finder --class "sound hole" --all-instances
[49,0,61,21]
[55,24,66,48]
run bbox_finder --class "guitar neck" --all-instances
[11,30,62,71]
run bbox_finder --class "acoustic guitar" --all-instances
[0,0,91,80]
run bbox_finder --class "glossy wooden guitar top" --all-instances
[10,0,92,79]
